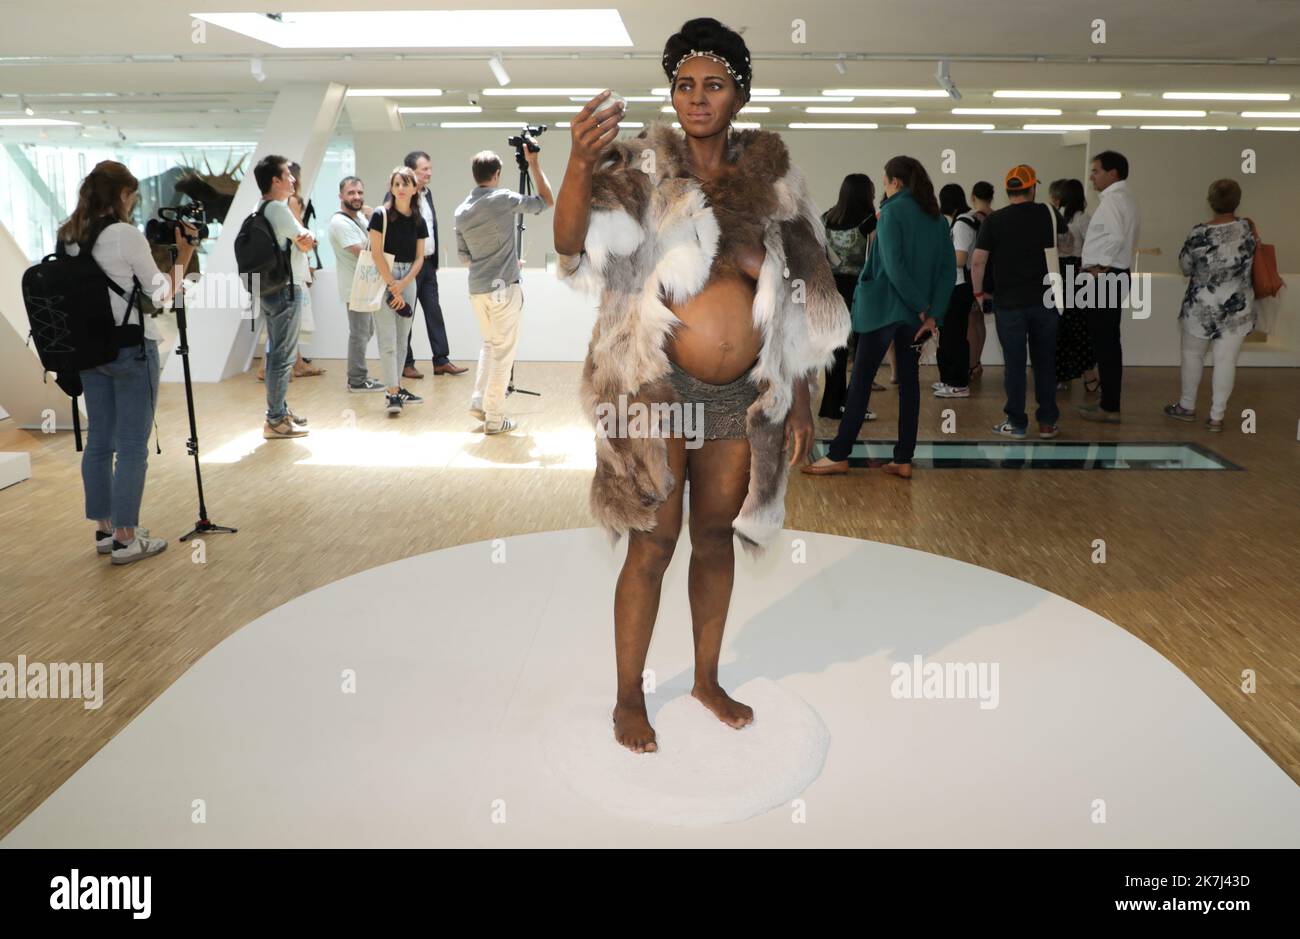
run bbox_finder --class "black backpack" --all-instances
[21,217,148,450]
[22,217,145,400]
[234,200,294,299]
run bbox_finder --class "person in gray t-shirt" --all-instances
[453,140,554,296]
[454,140,554,434]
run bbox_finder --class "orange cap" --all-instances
[1005,164,1037,191]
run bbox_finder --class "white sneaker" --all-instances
[932,381,947,391]
[97,526,151,555]
[935,384,970,398]
[484,417,515,435]
[111,533,167,566]
[469,397,485,422]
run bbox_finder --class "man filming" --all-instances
[453,130,553,435]
[58,161,203,566]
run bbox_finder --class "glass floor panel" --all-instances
[811,440,1242,470]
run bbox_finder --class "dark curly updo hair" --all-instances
[661,17,753,107]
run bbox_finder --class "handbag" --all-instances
[349,209,394,313]
[1246,218,1285,299]
[1043,202,1063,311]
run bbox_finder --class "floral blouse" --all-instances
[1178,219,1258,339]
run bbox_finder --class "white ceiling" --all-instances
[2,0,1299,143]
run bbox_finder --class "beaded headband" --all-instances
[669,49,750,89]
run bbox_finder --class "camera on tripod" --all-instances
[145,202,210,246]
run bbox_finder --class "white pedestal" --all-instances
[0,451,32,490]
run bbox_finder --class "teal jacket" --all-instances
[851,189,956,334]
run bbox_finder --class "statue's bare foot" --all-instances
[612,700,657,753]
[691,682,754,729]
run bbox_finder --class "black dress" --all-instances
[1055,255,1095,381]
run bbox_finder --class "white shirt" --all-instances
[950,210,979,285]
[417,188,437,259]
[1081,180,1140,270]
[328,209,370,305]
[63,222,166,341]
[1059,209,1091,258]
[261,198,312,285]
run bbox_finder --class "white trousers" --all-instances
[1179,328,1247,421]
[470,282,524,424]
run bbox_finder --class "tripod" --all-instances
[506,145,541,401]
[165,248,236,542]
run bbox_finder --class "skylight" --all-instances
[192,10,633,48]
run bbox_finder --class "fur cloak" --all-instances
[555,120,851,558]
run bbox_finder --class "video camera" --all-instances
[145,202,210,246]
[507,124,547,153]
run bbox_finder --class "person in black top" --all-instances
[969,164,1066,439]
[368,166,429,414]
[819,173,878,419]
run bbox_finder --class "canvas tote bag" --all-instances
[349,209,393,313]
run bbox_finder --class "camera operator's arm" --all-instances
[136,222,198,308]
[525,141,554,209]
[554,90,624,256]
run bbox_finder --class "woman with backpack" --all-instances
[819,173,881,421]
[966,180,995,381]
[934,183,977,398]
[59,161,198,566]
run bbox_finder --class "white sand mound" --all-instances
[543,677,831,826]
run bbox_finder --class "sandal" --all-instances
[969,364,983,381]
[293,362,326,378]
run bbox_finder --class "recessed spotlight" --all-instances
[488,53,510,87]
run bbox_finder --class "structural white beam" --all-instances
[160,81,347,383]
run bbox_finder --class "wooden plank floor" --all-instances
[1,358,1297,839]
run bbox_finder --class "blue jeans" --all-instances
[262,285,303,422]
[80,340,160,530]
[993,303,1060,428]
[829,320,921,465]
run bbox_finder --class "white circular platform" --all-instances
[4,528,1297,848]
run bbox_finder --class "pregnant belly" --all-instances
[662,274,763,385]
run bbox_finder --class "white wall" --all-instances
[159,82,346,384]
[333,125,1299,369]
[353,125,1089,271]
[1087,129,1300,276]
